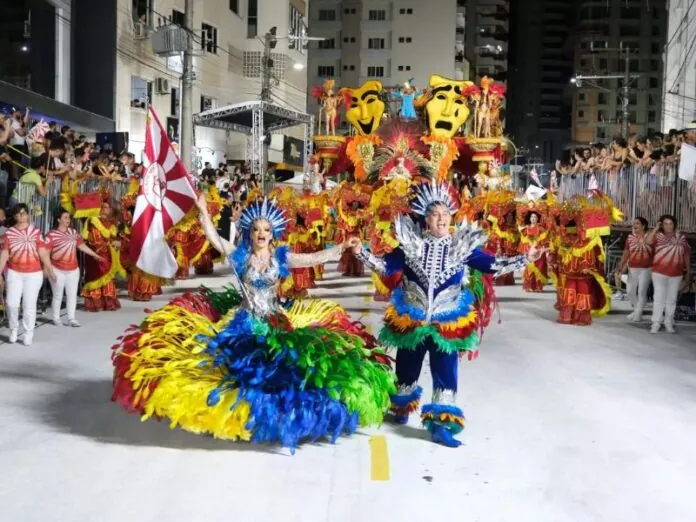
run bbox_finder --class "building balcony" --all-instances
[477,4,509,20]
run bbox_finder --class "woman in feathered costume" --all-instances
[112,194,394,452]
[350,181,536,448]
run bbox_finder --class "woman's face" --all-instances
[251,219,272,249]
[661,218,675,234]
[632,219,645,233]
[530,213,539,225]
[14,207,29,226]
[100,202,111,219]
[425,204,452,238]
[59,212,72,228]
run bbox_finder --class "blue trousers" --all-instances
[395,337,458,393]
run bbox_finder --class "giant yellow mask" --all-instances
[344,80,385,136]
[425,74,474,138]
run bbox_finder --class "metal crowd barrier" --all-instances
[556,163,696,233]
[15,177,131,234]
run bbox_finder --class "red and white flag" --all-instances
[130,107,197,277]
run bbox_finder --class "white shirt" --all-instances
[10,119,25,146]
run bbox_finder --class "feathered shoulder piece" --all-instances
[394,214,424,259]
[450,219,487,265]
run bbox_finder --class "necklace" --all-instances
[250,252,271,271]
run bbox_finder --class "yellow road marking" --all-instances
[369,435,390,481]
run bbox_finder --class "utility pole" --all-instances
[622,48,630,138]
[180,0,194,172]
[571,46,639,139]
[261,27,277,102]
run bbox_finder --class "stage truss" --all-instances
[193,101,314,181]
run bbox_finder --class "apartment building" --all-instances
[570,0,667,144]
[120,0,309,165]
[306,0,464,128]
[662,0,696,131]
[507,0,576,163]
[464,0,509,83]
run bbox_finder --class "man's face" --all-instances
[425,75,473,138]
[425,204,452,237]
[345,80,385,136]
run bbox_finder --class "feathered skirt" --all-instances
[111,286,395,451]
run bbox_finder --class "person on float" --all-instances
[615,217,653,322]
[46,209,105,326]
[80,199,124,312]
[0,203,56,345]
[645,214,691,333]
[111,193,394,451]
[349,181,536,448]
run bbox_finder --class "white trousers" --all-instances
[627,267,651,317]
[6,269,44,334]
[49,268,80,322]
[651,272,682,326]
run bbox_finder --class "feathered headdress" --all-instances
[411,180,458,216]
[238,197,287,239]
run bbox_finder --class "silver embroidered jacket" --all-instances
[356,216,527,324]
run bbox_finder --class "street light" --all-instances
[292,62,304,70]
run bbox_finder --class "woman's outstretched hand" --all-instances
[195,193,208,213]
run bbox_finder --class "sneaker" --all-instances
[8,329,18,343]
[650,322,661,334]
[612,292,625,301]
[665,323,675,334]
[52,319,62,326]
[68,319,81,328]
[23,333,33,346]
[627,312,636,321]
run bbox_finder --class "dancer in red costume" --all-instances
[517,200,550,292]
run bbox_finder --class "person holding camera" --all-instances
[645,215,692,333]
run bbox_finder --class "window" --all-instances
[399,8,405,14]
[652,25,660,37]
[620,25,641,38]
[201,23,218,54]
[650,59,659,70]
[652,42,661,54]
[597,127,607,139]
[318,9,336,21]
[171,87,180,116]
[398,65,404,71]
[288,5,307,51]
[367,65,385,77]
[172,9,184,26]
[229,0,239,14]
[318,38,335,49]
[402,37,412,43]
[350,65,355,70]
[598,92,607,105]
[648,110,657,123]
[343,65,355,71]
[247,0,257,38]
[578,110,585,119]
[133,0,153,26]
[318,65,335,77]
[648,94,656,105]
[599,58,607,69]
[130,76,151,109]
[598,110,606,121]
[368,9,386,21]
[405,65,411,71]
[200,95,215,112]
[368,38,385,49]
[343,8,350,14]
[407,8,413,14]
[398,37,404,43]
[343,36,356,43]
[578,93,586,102]
[649,77,659,88]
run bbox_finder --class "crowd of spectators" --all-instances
[555,126,696,176]
[0,107,146,209]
